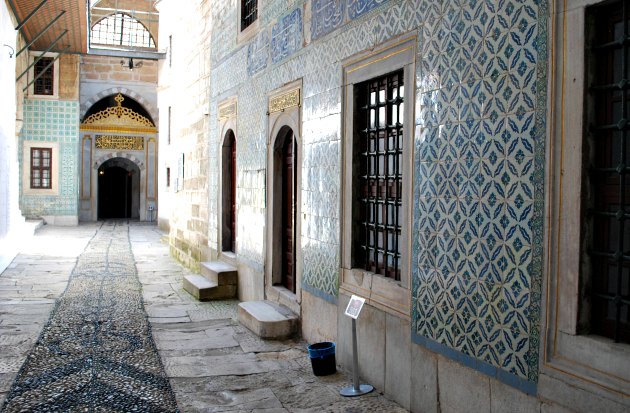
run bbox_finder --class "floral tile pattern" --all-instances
[209,0,546,392]
[412,0,546,389]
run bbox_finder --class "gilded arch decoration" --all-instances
[81,93,156,134]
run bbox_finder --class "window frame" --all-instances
[30,148,52,189]
[352,70,405,281]
[341,33,416,319]
[237,0,259,44]
[240,0,258,31]
[22,141,58,195]
[90,12,156,49]
[543,0,630,403]
[28,52,59,98]
[583,0,630,344]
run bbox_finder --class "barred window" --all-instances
[31,148,52,189]
[34,57,54,96]
[91,13,155,48]
[353,70,404,281]
[586,0,630,343]
[241,0,257,31]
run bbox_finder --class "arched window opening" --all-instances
[91,13,156,48]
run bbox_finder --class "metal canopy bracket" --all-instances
[16,10,66,57]
[15,0,49,31]
[22,46,69,93]
[16,29,68,82]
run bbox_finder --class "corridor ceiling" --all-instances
[8,0,88,54]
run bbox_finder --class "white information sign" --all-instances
[344,295,366,319]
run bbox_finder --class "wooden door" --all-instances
[230,139,236,252]
[281,131,297,293]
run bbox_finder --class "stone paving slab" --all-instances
[0,223,407,412]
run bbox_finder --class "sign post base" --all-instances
[340,316,374,397]
[340,384,374,397]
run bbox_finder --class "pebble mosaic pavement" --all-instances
[0,222,179,412]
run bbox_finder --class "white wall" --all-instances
[0,0,26,271]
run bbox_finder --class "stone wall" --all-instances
[59,55,80,100]
[0,0,26,262]
[81,56,158,85]
[187,0,627,411]
[157,0,212,271]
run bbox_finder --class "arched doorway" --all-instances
[272,126,297,293]
[222,130,236,252]
[97,158,140,219]
[79,93,158,222]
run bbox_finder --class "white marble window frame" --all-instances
[22,141,59,196]
[543,0,630,404]
[340,33,416,319]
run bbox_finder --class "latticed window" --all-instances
[91,13,155,48]
[353,70,404,281]
[34,57,54,95]
[586,0,630,343]
[31,148,52,189]
[241,0,257,31]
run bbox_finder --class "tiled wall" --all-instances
[20,99,80,217]
[208,0,546,392]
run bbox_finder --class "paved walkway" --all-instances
[0,222,406,412]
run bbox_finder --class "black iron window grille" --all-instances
[34,57,54,95]
[91,13,155,48]
[353,70,404,281]
[586,0,630,343]
[241,0,257,31]
[31,148,52,189]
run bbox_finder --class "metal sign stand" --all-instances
[340,295,373,397]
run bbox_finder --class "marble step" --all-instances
[201,261,238,286]
[237,300,299,339]
[183,274,237,301]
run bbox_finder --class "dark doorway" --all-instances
[280,129,297,293]
[222,130,236,252]
[97,158,140,220]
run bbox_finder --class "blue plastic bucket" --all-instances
[307,342,336,376]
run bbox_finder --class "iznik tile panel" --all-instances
[248,31,269,76]
[412,0,546,391]
[347,0,387,20]
[209,0,546,392]
[271,8,303,64]
[311,0,346,40]
[20,99,80,217]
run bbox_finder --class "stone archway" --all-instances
[79,93,157,222]
[97,157,141,219]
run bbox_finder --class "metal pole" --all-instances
[16,29,67,82]
[340,318,373,397]
[21,46,69,92]
[352,318,360,391]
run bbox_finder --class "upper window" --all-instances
[30,148,52,189]
[91,13,156,48]
[241,0,257,31]
[585,0,630,344]
[352,70,404,281]
[34,57,54,96]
